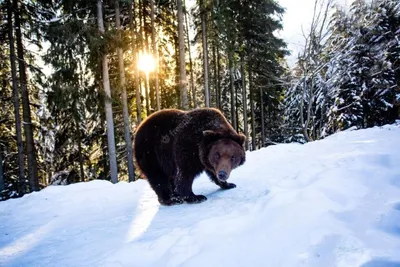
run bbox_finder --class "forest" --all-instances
[0,0,399,200]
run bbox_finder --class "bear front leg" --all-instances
[174,168,207,204]
[205,170,236,190]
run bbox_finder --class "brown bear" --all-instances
[133,107,246,205]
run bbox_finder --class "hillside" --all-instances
[1,124,400,267]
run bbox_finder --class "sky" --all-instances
[277,0,354,67]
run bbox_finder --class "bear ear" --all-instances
[202,130,218,137]
[202,130,224,142]
[231,133,246,147]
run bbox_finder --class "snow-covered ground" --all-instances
[1,124,400,267]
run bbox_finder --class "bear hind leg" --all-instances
[143,167,183,206]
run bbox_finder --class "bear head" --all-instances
[201,130,246,182]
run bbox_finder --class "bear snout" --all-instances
[218,170,228,180]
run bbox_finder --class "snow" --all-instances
[1,124,400,267]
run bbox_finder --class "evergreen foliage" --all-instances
[284,0,400,142]
[1,0,398,201]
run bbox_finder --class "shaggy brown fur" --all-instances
[133,108,246,205]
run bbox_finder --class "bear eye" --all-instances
[231,155,235,163]
[215,152,220,159]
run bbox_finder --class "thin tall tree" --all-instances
[150,0,160,111]
[249,69,256,150]
[184,0,197,108]
[241,56,248,150]
[116,0,135,182]
[212,46,220,108]
[177,0,188,109]
[228,50,237,130]
[14,0,39,191]
[76,123,85,181]
[97,0,118,183]
[129,0,141,124]
[0,150,4,194]
[260,86,265,147]
[200,0,210,107]
[7,0,26,195]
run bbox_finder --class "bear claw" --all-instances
[185,195,207,204]
[159,197,184,206]
[220,182,236,190]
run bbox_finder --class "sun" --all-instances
[137,51,155,74]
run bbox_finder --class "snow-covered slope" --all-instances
[1,124,400,267]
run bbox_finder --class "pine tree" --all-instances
[115,0,135,182]
[177,0,188,109]
[7,0,26,194]
[97,0,118,183]
[13,0,40,191]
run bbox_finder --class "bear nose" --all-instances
[218,170,228,180]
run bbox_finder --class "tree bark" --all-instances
[200,0,210,107]
[129,0,141,124]
[177,0,188,109]
[213,46,219,109]
[228,51,237,130]
[216,46,221,109]
[300,77,312,142]
[0,149,5,194]
[101,116,109,180]
[240,54,248,150]
[116,0,135,182]
[142,2,151,115]
[7,0,26,195]
[97,0,118,183]
[249,69,256,150]
[260,86,265,148]
[150,0,160,111]
[184,0,197,108]
[14,0,39,192]
[235,82,239,131]
[77,124,84,182]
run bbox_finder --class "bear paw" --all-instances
[220,182,236,190]
[185,195,207,204]
[159,196,184,206]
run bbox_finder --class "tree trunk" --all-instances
[142,4,151,116]
[0,149,5,194]
[249,69,256,150]
[14,0,39,192]
[300,77,312,142]
[174,36,180,107]
[260,86,265,147]
[228,51,237,130]
[129,0,141,124]
[177,0,188,109]
[235,83,239,131]
[184,0,197,108]
[77,124,84,182]
[150,0,160,111]
[7,0,26,195]
[213,46,219,109]
[101,116,109,180]
[200,0,210,107]
[305,79,314,141]
[144,73,150,115]
[97,0,118,184]
[216,46,221,109]
[144,20,154,113]
[116,0,135,182]
[240,54,248,150]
